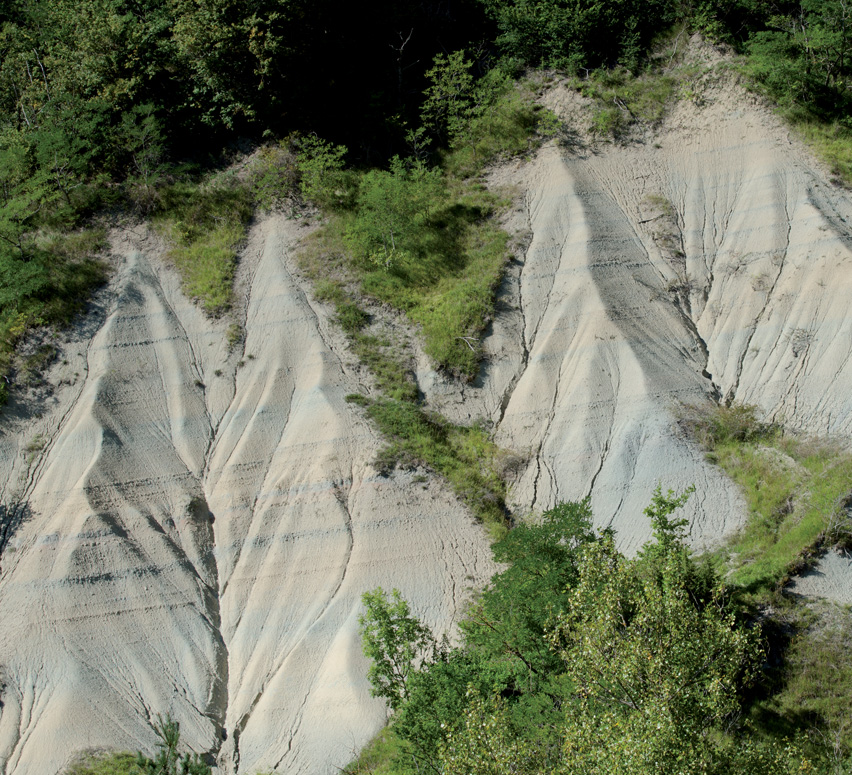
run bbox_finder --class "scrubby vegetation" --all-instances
[680,403,852,596]
[352,491,819,775]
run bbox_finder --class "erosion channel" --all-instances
[3,66,852,775]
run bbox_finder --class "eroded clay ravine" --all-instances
[423,51,852,552]
[0,218,495,775]
[4,43,852,774]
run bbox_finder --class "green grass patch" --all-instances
[792,121,852,185]
[301,216,510,531]
[0,227,108,403]
[352,335,417,403]
[681,403,852,596]
[156,179,253,315]
[65,750,141,775]
[366,397,507,533]
[574,65,691,138]
[344,727,413,775]
[716,438,852,593]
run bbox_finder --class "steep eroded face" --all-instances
[0,219,495,775]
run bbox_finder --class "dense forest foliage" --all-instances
[356,487,849,775]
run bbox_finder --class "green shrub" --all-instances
[296,136,352,209]
[66,715,210,775]
[345,158,446,270]
[442,73,548,178]
[337,301,369,335]
[343,727,413,775]
[157,180,252,315]
[680,402,778,448]
[248,141,299,211]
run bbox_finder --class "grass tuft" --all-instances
[156,179,253,315]
[680,402,852,596]
[343,727,412,775]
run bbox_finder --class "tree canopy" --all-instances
[358,491,812,774]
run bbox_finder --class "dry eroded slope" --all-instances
[424,61,852,551]
[3,48,852,775]
[0,220,495,775]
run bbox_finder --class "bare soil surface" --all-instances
[0,219,495,775]
[789,549,852,605]
[3,36,852,774]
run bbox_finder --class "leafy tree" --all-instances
[31,96,107,211]
[744,0,852,125]
[346,156,444,269]
[394,649,495,766]
[553,531,759,773]
[359,588,437,712]
[546,489,807,775]
[0,250,51,311]
[0,129,53,252]
[361,501,597,772]
[438,689,554,775]
[362,491,811,774]
[167,0,316,129]
[120,103,166,211]
[421,51,477,143]
[462,499,596,691]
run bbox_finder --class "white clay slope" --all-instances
[4,39,852,774]
[419,49,852,552]
[0,219,495,775]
